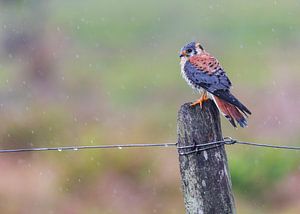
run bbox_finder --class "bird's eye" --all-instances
[186,49,193,53]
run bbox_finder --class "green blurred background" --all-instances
[0,0,300,213]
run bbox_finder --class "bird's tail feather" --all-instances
[213,95,248,128]
[213,90,251,116]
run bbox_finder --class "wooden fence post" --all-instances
[177,100,236,214]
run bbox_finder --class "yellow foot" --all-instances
[190,94,209,108]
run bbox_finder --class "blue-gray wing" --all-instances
[184,61,251,115]
[184,61,231,92]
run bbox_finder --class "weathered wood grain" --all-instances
[177,100,236,214]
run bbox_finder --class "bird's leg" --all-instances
[190,91,209,108]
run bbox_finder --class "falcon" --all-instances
[179,41,251,128]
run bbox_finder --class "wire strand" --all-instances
[235,141,300,150]
[0,137,300,154]
[0,143,177,153]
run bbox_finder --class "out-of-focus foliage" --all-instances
[0,0,300,213]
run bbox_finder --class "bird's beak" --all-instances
[179,50,186,58]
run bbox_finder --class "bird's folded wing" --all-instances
[184,56,232,92]
[184,56,251,115]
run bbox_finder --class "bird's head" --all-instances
[179,42,204,59]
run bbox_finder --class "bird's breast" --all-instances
[180,63,201,91]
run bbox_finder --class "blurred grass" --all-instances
[229,147,300,197]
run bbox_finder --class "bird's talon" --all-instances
[190,99,204,108]
[190,94,209,108]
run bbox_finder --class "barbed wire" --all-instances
[0,137,300,154]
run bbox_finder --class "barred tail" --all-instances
[213,95,248,128]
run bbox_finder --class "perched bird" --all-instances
[179,41,251,128]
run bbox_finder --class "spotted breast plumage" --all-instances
[179,41,251,128]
